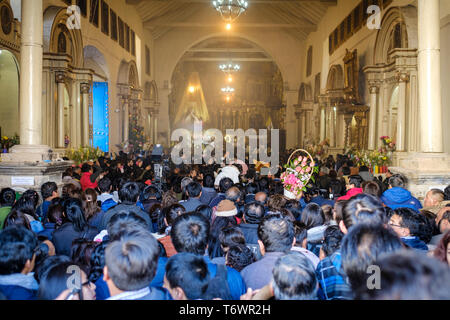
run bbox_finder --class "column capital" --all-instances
[80,83,90,94]
[55,72,66,84]
[395,72,410,83]
[369,85,380,94]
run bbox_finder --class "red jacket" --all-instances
[337,188,363,201]
[80,172,98,191]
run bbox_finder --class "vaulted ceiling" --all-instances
[126,0,337,41]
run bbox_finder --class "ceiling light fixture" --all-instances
[212,0,248,23]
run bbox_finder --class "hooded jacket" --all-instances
[337,188,363,201]
[381,187,422,212]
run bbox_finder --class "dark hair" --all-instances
[393,207,433,243]
[3,209,31,230]
[267,194,287,212]
[433,230,450,264]
[165,252,210,300]
[301,203,325,229]
[141,185,162,202]
[47,203,66,228]
[293,221,308,247]
[33,255,71,284]
[105,232,160,291]
[341,223,403,290]
[195,205,212,221]
[329,179,344,199]
[98,177,112,193]
[272,252,317,300]
[342,167,351,176]
[107,212,148,241]
[226,244,255,272]
[165,204,186,227]
[82,189,101,222]
[41,182,58,200]
[257,213,295,253]
[0,225,38,275]
[321,204,334,224]
[219,226,245,251]
[62,183,82,199]
[81,163,92,173]
[203,174,215,188]
[186,182,202,198]
[37,262,84,300]
[118,182,141,203]
[341,193,386,229]
[0,188,16,207]
[161,190,179,209]
[171,213,210,255]
[245,182,259,195]
[362,181,381,197]
[208,217,237,260]
[219,177,234,193]
[348,175,363,188]
[444,184,450,201]
[243,202,265,224]
[70,239,98,275]
[355,250,450,300]
[64,198,88,233]
[284,200,302,221]
[89,240,109,283]
[322,225,344,257]
[388,174,407,188]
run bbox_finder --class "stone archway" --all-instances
[0,49,19,140]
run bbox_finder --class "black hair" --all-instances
[47,203,66,228]
[293,221,308,247]
[245,182,259,195]
[355,250,450,300]
[89,240,109,283]
[164,204,186,227]
[226,244,255,272]
[0,225,38,275]
[70,239,98,276]
[341,222,403,290]
[141,185,162,202]
[34,255,71,284]
[348,175,363,188]
[342,167,351,176]
[3,209,31,230]
[444,184,450,201]
[107,212,148,241]
[219,177,234,193]
[392,207,433,243]
[284,200,302,221]
[186,182,202,198]
[165,252,210,300]
[118,182,141,204]
[388,174,407,188]
[207,217,237,260]
[171,212,210,256]
[322,225,344,257]
[195,205,212,221]
[81,163,92,173]
[64,198,88,233]
[340,193,386,229]
[257,213,295,253]
[0,188,16,207]
[41,182,58,200]
[98,177,112,193]
[203,174,215,188]
[301,203,325,229]
[219,226,245,250]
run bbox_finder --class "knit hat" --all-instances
[216,200,238,217]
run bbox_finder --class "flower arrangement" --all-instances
[65,146,104,164]
[281,151,319,199]
[1,134,20,152]
[305,138,330,160]
[129,113,146,151]
[380,136,396,152]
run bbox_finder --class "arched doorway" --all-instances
[0,49,19,141]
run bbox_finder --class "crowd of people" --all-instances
[0,149,449,300]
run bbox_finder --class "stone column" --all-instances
[80,83,91,147]
[368,85,379,150]
[418,0,443,152]
[320,106,325,142]
[329,107,336,147]
[56,72,66,148]
[343,113,353,148]
[153,109,159,144]
[396,73,409,151]
[123,98,129,142]
[295,111,301,147]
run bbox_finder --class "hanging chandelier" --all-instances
[221,86,235,94]
[219,63,240,74]
[212,0,249,23]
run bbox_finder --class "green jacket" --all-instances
[0,206,12,229]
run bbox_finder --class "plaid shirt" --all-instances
[315,250,353,300]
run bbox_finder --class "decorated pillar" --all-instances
[368,85,380,150]
[56,72,66,148]
[80,83,91,147]
[396,72,409,151]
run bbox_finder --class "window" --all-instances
[125,23,130,52]
[118,17,124,48]
[346,14,352,36]
[306,46,313,77]
[89,0,99,27]
[340,21,345,42]
[333,28,338,47]
[77,0,87,17]
[145,46,150,75]
[101,0,109,35]
[110,9,117,41]
[329,33,333,55]
[131,30,135,56]
[314,73,321,103]
[353,4,361,31]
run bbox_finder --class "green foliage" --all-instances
[65,146,104,164]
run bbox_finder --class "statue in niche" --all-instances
[58,32,67,54]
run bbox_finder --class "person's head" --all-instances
[254,192,267,205]
[0,188,16,207]
[38,261,96,300]
[271,252,317,300]
[3,209,31,230]
[41,182,58,201]
[329,179,344,199]
[219,177,234,193]
[164,252,210,300]
[203,174,215,189]
[245,182,259,195]
[257,213,295,255]
[267,194,287,213]
[439,211,450,234]
[81,163,93,173]
[164,204,186,228]
[64,198,88,233]
[387,174,407,189]
[389,207,433,242]
[424,189,445,208]
[347,175,363,190]
[186,182,202,199]
[107,212,149,241]
[219,226,245,253]
[0,225,38,275]
[161,190,179,209]
[225,244,255,272]
[98,177,112,194]
[321,225,345,258]
[341,223,403,290]
[355,250,450,300]
[141,185,162,203]
[47,203,66,228]
[342,166,351,176]
[301,203,325,229]
[339,193,386,234]
[284,200,302,221]
[89,240,109,283]
[243,202,265,224]
[225,186,241,203]
[62,183,82,199]
[70,239,98,275]
[171,213,210,255]
[362,181,381,197]
[19,190,40,211]
[433,230,450,266]
[293,221,308,249]
[195,205,212,221]
[81,188,100,221]
[104,232,160,294]
[118,182,141,204]
[33,255,71,284]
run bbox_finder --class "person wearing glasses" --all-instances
[388,208,430,251]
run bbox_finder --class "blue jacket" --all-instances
[401,236,428,251]
[0,273,38,300]
[200,187,217,206]
[310,196,335,207]
[381,187,423,212]
[35,201,51,222]
[37,222,56,241]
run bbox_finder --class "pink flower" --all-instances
[310,162,315,168]
[296,166,302,173]
[294,160,299,166]
[306,167,311,173]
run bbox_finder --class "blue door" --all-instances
[92,82,109,152]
